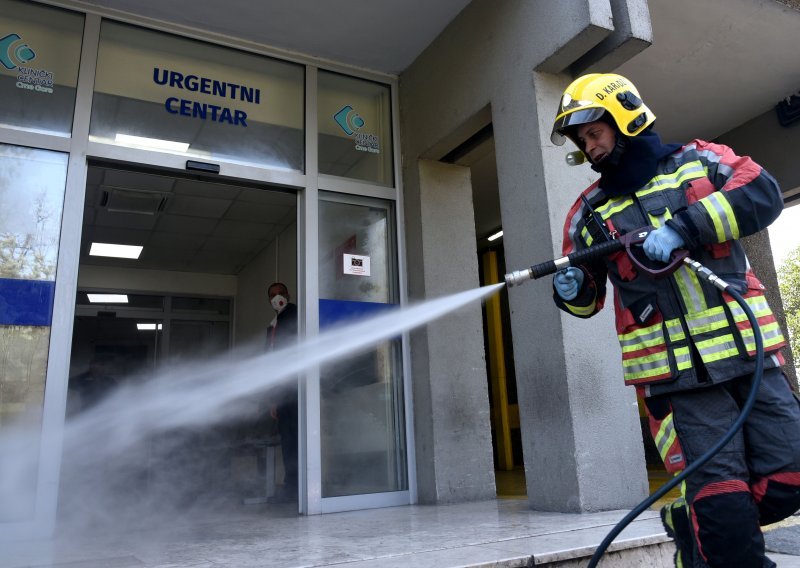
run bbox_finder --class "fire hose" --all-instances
[504,227,764,567]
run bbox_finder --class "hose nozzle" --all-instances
[504,268,533,287]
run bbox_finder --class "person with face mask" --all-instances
[266,281,298,503]
[550,73,800,568]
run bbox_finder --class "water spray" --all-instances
[1,282,506,544]
[503,227,764,567]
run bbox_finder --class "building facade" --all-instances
[1,0,797,540]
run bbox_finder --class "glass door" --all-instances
[317,192,407,503]
[65,292,234,523]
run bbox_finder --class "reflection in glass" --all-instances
[90,22,304,171]
[0,145,68,280]
[318,194,406,497]
[0,325,50,521]
[319,200,390,303]
[0,144,68,522]
[0,0,83,135]
[318,71,393,186]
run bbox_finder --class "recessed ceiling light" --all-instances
[115,133,190,153]
[137,323,163,331]
[487,230,503,241]
[90,242,143,259]
[87,293,129,304]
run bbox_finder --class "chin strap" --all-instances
[590,133,628,170]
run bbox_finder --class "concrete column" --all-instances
[492,74,648,512]
[742,230,798,387]
[408,160,496,504]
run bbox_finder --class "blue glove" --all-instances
[643,225,685,263]
[554,267,584,301]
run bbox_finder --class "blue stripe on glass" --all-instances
[0,278,56,326]
[319,298,397,329]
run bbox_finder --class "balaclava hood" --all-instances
[591,122,681,197]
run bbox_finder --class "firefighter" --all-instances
[550,73,800,567]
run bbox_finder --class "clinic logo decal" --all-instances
[1,33,55,94]
[333,105,380,154]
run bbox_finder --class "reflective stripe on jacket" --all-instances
[555,139,787,394]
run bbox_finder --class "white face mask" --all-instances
[270,294,288,313]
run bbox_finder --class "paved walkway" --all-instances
[2,499,799,567]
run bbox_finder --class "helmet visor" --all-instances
[550,107,606,145]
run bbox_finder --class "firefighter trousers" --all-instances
[648,367,800,568]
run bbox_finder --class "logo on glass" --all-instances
[333,105,365,136]
[0,33,36,70]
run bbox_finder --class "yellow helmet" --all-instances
[550,73,655,146]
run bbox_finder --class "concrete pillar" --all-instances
[742,230,798,388]
[408,160,496,504]
[488,73,648,512]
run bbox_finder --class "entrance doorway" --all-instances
[60,163,298,528]
[441,125,527,498]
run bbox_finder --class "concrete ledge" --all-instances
[531,534,673,566]
[572,0,653,75]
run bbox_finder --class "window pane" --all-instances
[0,0,83,136]
[90,22,304,171]
[318,71,393,187]
[0,145,68,522]
[318,199,393,303]
[318,194,406,497]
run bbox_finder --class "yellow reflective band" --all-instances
[655,414,676,456]
[696,334,739,363]
[685,306,728,334]
[620,334,666,353]
[727,297,771,321]
[700,196,727,242]
[700,191,740,243]
[597,196,634,218]
[741,322,786,349]
[658,427,677,462]
[714,192,739,240]
[624,363,671,381]
[673,346,692,370]
[666,319,686,341]
[566,300,596,316]
[674,265,707,313]
[637,161,708,197]
[581,225,594,247]
[700,191,739,242]
[623,351,670,367]
[619,321,663,343]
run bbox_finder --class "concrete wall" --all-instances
[400,0,650,510]
[410,160,495,503]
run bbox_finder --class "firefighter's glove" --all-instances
[554,267,584,301]
[643,225,684,263]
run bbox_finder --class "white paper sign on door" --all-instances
[343,253,370,276]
